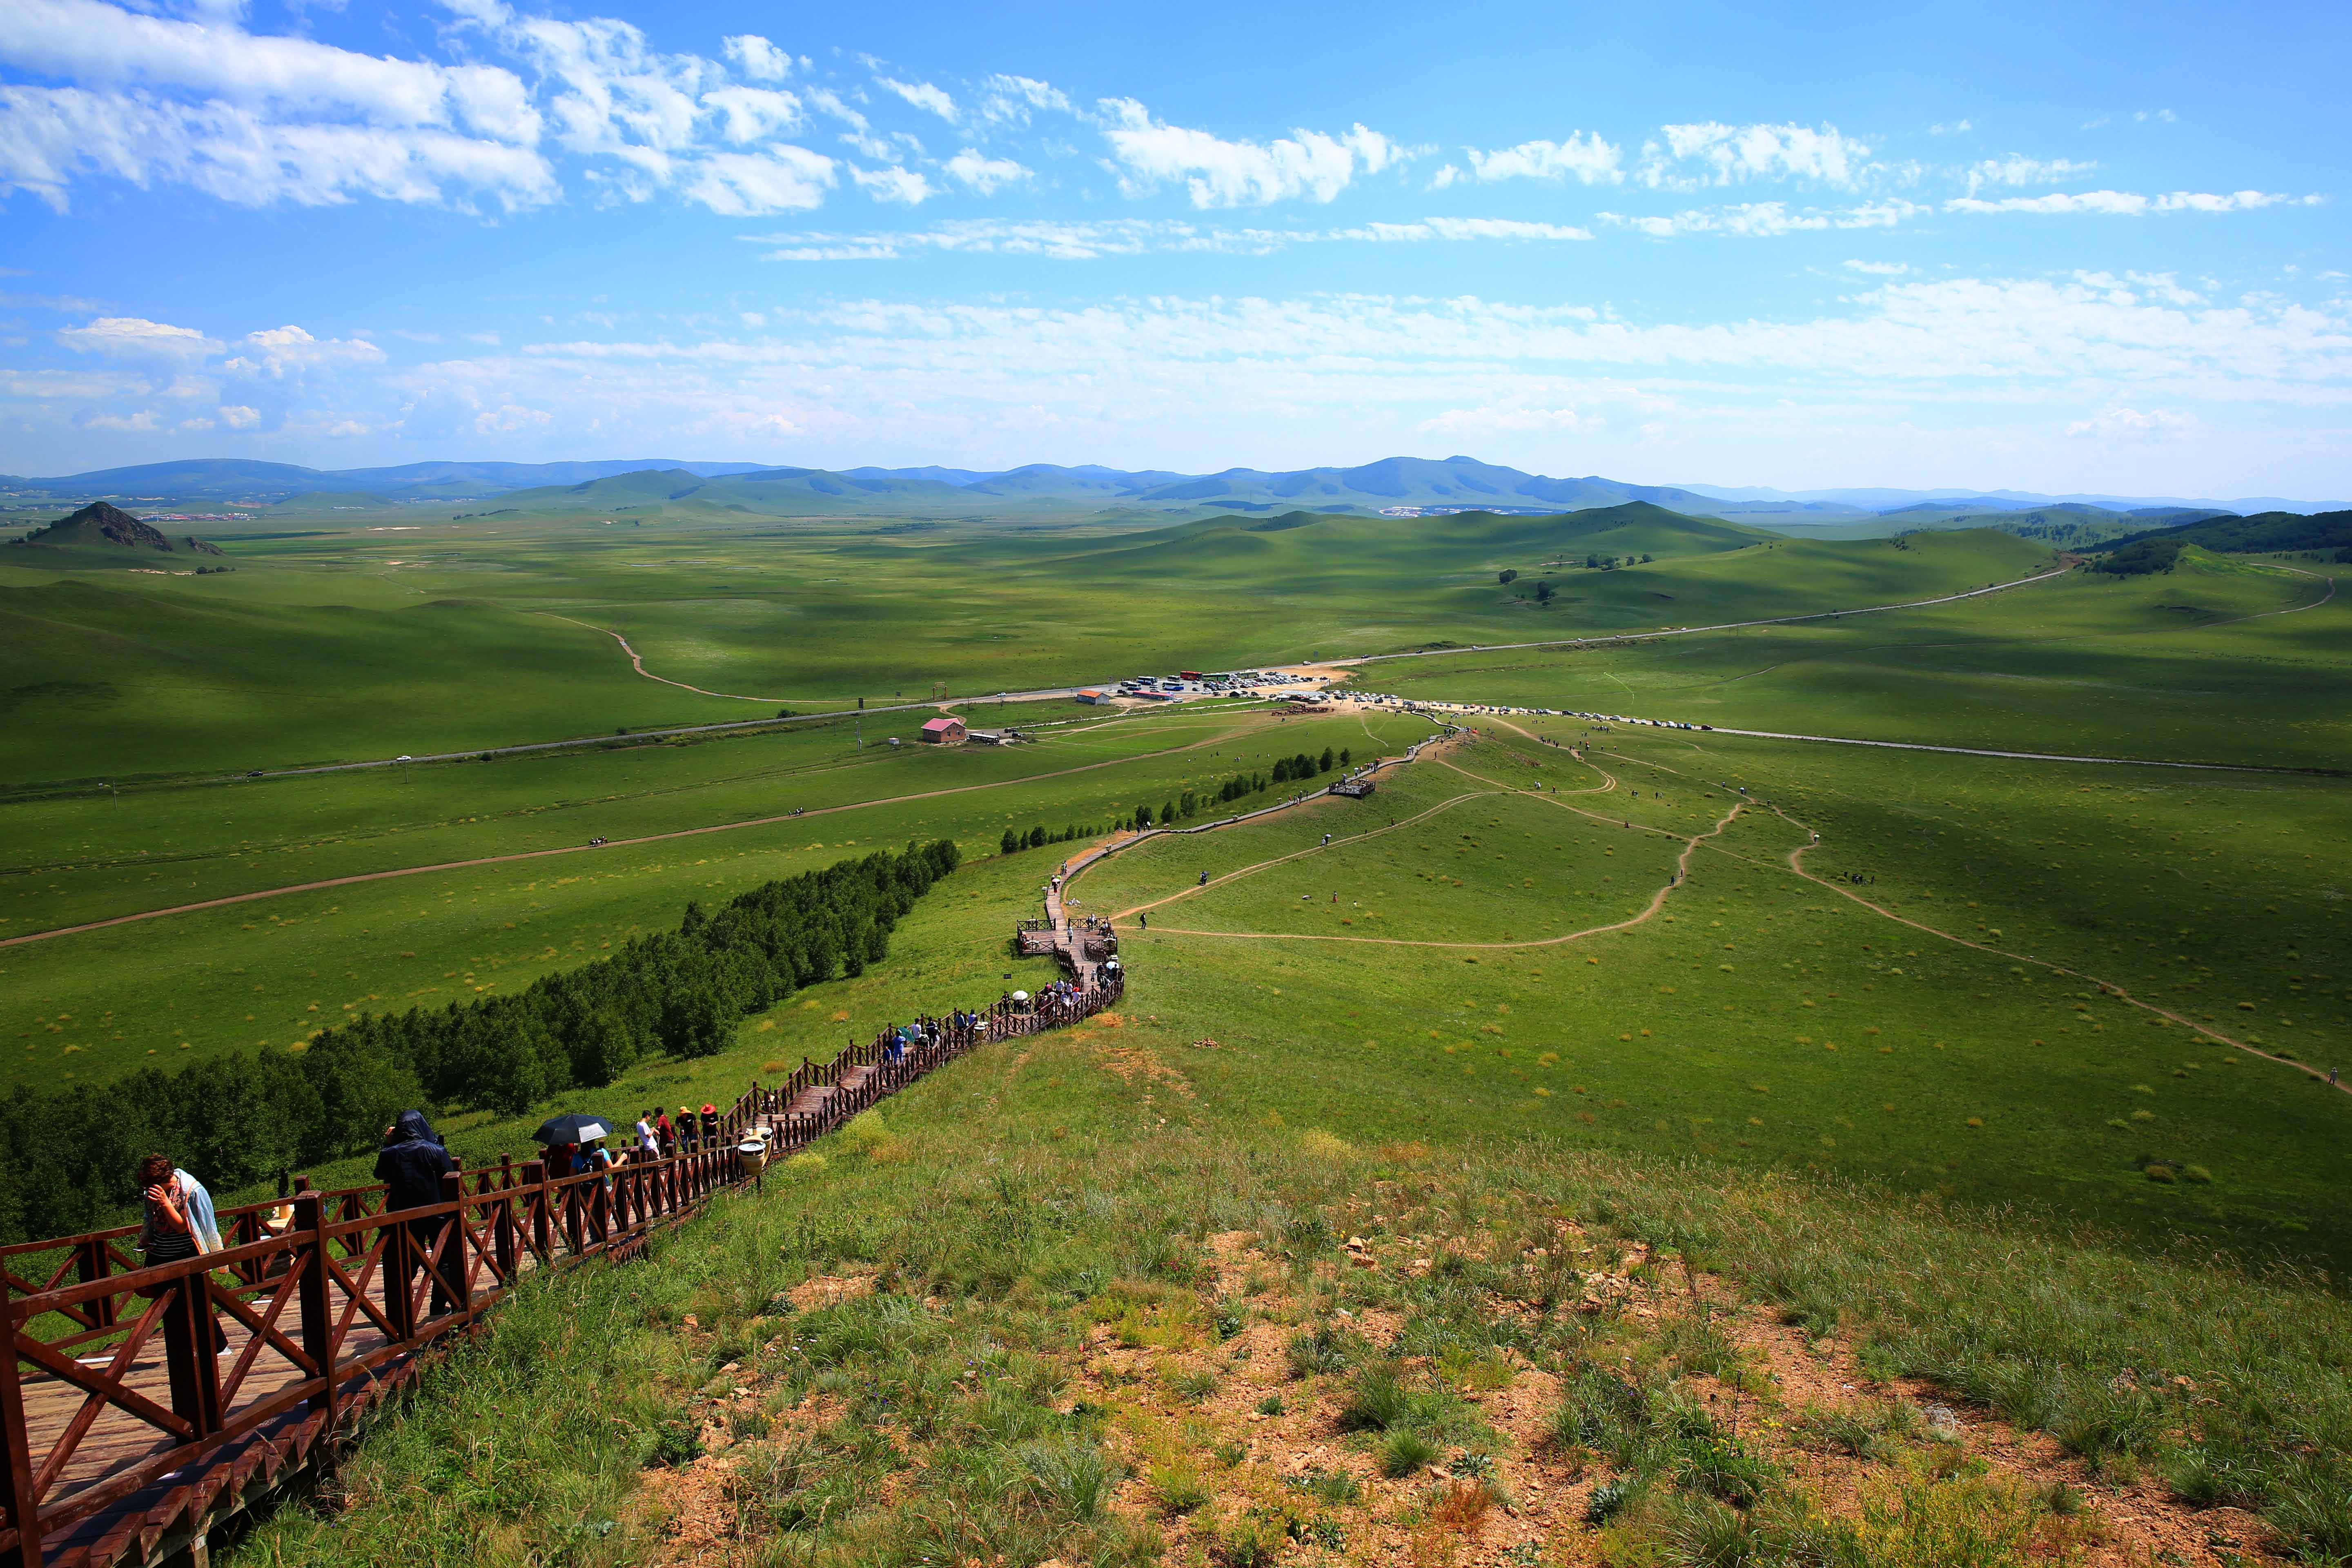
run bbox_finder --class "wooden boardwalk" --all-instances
[0,966,1127,1568]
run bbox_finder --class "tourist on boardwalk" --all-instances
[677,1105,697,1152]
[700,1103,720,1149]
[134,1153,227,1411]
[375,1110,460,1319]
[637,1110,660,1158]
[654,1105,676,1153]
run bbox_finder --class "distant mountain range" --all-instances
[2,454,2341,519]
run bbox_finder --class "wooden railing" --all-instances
[0,968,1123,1568]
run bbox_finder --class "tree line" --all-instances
[0,840,962,1245]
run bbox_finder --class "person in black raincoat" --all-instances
[375,1109,459,1321]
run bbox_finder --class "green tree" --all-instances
[1161,800,1177,825]
[1534,580,1554,604]
[1318,747,1335,773]
[1135,803,1154,828]
[1498,568,1518,584]
[1027,825,1048,849]
[1000,829,1020,855]
[1340,748,1352,767]
[572,1010,637,1087]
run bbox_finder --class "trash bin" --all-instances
[736,1139,767,1180]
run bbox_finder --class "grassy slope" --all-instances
[1367,552,2347,769]
[231,834,2352,1568]
[0,512,2045,787]
[0,706,1410,1087]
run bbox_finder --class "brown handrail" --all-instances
[0,963,1124,1568]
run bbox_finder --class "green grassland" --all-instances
[0,499,2343,1276]
[1365,548,2347,769]
[0,504,2051,787]
[6,489,2351,1564]
[0,706,1423,1085]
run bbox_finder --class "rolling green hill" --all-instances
[2096,506,2352,558]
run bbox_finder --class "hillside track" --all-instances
[0,725,1261,950]
[1335,562,2076,667]
[1766,805,2352,1096]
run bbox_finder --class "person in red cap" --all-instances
[699,1103,719,1152]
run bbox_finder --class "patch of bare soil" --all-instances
[786,1271,876,1311]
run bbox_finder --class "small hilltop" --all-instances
[11,500,225,556]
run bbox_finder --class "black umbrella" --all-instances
[534,1113,613,1146]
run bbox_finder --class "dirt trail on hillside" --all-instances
[1764,805,2352,1095]
[0,725,1257,950]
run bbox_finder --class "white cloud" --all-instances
[2067,407,2195,439]
[219,403,260,427]
[753,214,1591,261]
[1428,163,1460,190]
[2135,109,2178,124]
[1641,122,1874,189]
[225,324,386,376]
[474,401,552,432]
[445,0,717,191]
[1603,199,1924,237]
[979,74,1069,122]
[1463,132,1621,185]
[803,88,868,133]
[1098,98,1405,207]
[851,164,933,204]
[58,314,218,359]
[876,76,957,123]
[76,410,160,431]
[2,0,539,143]
[1929,120,1972,135]
[1946,189,2315,216]
[1843,259,1909,274]
[684,145,835,215]
[1963,155,2096,192]
[944,147,1030,194]
[0,83,559,211]
[1337,218,1591,243]
[722,34,794,82]
[1419,404,1598,434]
[700,86,801,145]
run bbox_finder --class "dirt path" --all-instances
[536,613,798,704]
[0,726,1261,950]
[1098,789,1504,921]
[1762,804,2352,1094]
[1127,798,1744,951]
[1336,562,2076,668]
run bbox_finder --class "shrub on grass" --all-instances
[1150,1461,1211,1517]
[1024,1439,1122,1523]
[1378,1429,1441,1478]
[1171,1367,1220,1401]
[1285,1323,1368,1378]
[1584,1475,1641,1525]
[1339,1361,1440,1432]
[1210,1514,1284,1567]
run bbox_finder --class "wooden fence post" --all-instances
[439,1172,470,1333]
[523,1160,550,1259]
[295,1192,338,1430]
[0,1270,48,1568]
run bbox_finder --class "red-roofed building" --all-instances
[919,715,968,744]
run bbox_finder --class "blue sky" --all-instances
[2,0,2347,497]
